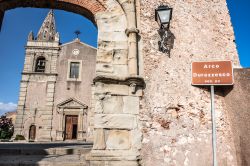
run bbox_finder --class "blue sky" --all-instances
[0,1,249,115]
[227,0,250,67]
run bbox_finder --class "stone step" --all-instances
[0,142,93,155]
[0,154,89,166]
[0,147,92,155]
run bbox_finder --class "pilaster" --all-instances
[87,76,144,165]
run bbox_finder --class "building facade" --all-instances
[14,10,96,142]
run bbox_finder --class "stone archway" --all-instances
[0,0,144,165]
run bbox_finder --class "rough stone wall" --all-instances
[139,0,239,165]
[225,68,250,166]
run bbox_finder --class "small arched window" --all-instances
[43,31,47,39]
[29,125,36,141]
[35,56,46,72]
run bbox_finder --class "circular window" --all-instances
[72,49,80,56]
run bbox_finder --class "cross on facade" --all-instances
[74,30,81,38]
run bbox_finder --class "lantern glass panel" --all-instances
[158,9,171,25]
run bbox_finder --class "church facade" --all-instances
[14,10,96,141]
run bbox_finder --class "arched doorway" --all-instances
[29,125,36,141]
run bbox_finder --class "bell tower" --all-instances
[14,10,60,141]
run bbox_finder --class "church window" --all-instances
[35,57,46,72]
[69,62,80,79]
[67,60,82,81]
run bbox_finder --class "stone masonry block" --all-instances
[47,88,55,93]
[46,101,54,106]
[47,92,54,98]
[130,129,142,150]
[94,114,136,129]
[96,63,113,73]
[41,115,53,120]
[106,130,130,150]
[19,92,26,97]
[99,32,127,42]
[123,96,139,115]
[18,100,25,106]
[19,87,27,92]
[95,83,129,96]
[102,96,123,114]
[93,129,106,150]
[20,83,28,88]
[46,97,54,102]
[97,13,126,32]
[96,49,113,63]
[21,75,30,81]
[108,161,138,166]
[47,83,55,89]
[113,50,128,65]
[113,64,128,76]
[18,96,25,101]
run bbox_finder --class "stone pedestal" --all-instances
[87,76,144,165]
[56,130,64,141]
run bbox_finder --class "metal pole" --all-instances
[211,85,217,166]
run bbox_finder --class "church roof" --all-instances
[60,38,97,50]
[37,10,58,42]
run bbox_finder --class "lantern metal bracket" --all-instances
[158,27,171,55]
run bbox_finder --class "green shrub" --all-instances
[14,134,25,140]
[0,116,14,139]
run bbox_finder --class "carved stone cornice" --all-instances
[93,75,145,89]
[22,72,58,76]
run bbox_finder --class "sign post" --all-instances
[191,61,233,166]
[210,85,217,166]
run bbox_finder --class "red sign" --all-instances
[192,61,234,85]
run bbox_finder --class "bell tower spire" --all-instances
[37,9,58,42]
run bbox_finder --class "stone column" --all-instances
[77,108,84,141]
[119,0,139,76]
[56,109,64,141]
[62,113,66,134]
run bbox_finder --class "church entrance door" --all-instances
[65,115,78,140]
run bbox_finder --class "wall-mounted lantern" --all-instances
[155,5,173,54]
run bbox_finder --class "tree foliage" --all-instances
[0,115,14,139]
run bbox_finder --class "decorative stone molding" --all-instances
[56,98,88,141]
[125,28,140,36]
[57,98,88,110]
[94,75,145,89]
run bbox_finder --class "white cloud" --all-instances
[0,102,17,116]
